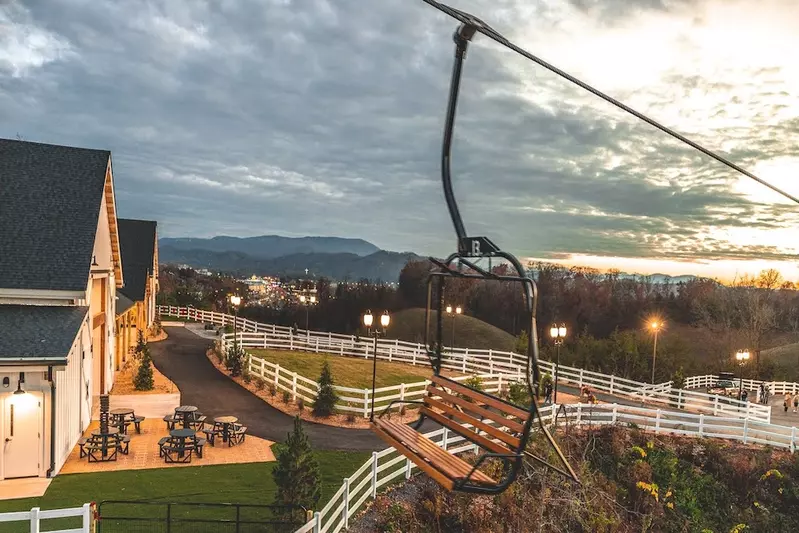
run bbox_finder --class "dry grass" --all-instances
[381,308,516,351]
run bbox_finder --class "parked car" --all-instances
[708,372,739,397]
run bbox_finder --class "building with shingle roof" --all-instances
[115,218,159,369]
[0,138,124,480]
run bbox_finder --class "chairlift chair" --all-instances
[368,1,579,494]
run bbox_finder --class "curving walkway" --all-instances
[150,326,386,451]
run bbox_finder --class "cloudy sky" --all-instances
[2,0,798,280]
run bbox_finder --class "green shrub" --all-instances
[133,347,155,391]
[461,375,484,403]
[312,360,339,417]
[508,381,531,407]
[282,390,291,404]
[253,376,266,390]
[272,416,321,509]
[225,344,245,376]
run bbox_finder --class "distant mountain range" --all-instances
[158,235,420,281]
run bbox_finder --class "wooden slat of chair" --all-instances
[372,424,455,491]
[427,386,525,433]
[373,419,495,485]
[424,396,520,449]
[431,375,529,419]
[421,407,511,456]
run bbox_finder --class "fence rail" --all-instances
[158,306,771,422]
[0,504,92,533]
[290,401,797,533]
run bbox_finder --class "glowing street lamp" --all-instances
[649,320,663,384]
[549,323,567,403]
[735,349,750,401]
[364,309,391,421]
[445,304,463,350]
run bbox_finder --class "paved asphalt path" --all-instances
[151,326,388,451]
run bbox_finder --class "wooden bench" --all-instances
[372,375,528,490]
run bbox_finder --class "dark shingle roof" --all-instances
[118,219,157,301]
[0,305,88,362]
[116,293,135,315]
[0,138,110,292]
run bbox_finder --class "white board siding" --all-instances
[53,327,88,475]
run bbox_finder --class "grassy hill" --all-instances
[763,340,799,380]
[381,308,516,352]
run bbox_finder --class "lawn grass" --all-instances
[248,348,434,389]
[0,451,369,532]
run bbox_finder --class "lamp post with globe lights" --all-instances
[549,323,567,403]
[735,349,750,401]
[445,304,463,350]
[299,294,316,340]
[229,294,241,354]
[364,310,391,421]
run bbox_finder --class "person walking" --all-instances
[793,392,799,413]
[784,392,791,413]
[544,381,553,405]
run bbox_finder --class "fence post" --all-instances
[791,426,796,454]
[400,383,405,403]
[698,414,704,437]
[612,403,618,424]
[274,364,280,388]
[314,511,321,533]
[316,338,319,353]
[30,507,40,533]
[713,397,719,416]
[82,503,92,533]
[678,389,683,410]
[743,418,749,444]
[610,375,614,395]
[371,451,378,498]
[260,359,266,378]
[388,347,392,362]
[579,369,584,387]
[406,458,412,479]
[292,373,297,401]
[497,375,503,395]
[363,390,369,418]
[442,427,449,450]
[290,332,294,351]
[655,409,661,433]
[462,353,467,373]
[343,477,350,529]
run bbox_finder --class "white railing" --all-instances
[0,504,92,533]
[686,374,799,396]
[159,306,771,422]
[292,402,797,533]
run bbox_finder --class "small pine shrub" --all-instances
[272,416,321,509]
[133,346,155,391]
[268,383,277,396]
[346,412,357,424]
[461,375,484,403]
[225,344,245,377]
[253,376,266,390]
[282,390,291,404]
[312,360,339,417]
[297,398,305,411]
[242,368,252,384]
[508,381,531,408]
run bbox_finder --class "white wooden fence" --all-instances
[686,374,799,396]
[292,402,797,533]
[0,504,92,533]
[159,306,771,422]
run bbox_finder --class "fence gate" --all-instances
[97,501,305,533]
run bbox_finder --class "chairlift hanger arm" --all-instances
[421,0,799,206]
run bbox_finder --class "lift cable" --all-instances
[420,0,799,206]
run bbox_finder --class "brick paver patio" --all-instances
[60,419,275,474]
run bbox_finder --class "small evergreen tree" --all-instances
[153,313,162,334]
[134,346,155,390]
[312,360,338,417]
[226,344,244,377]
[515,330,529,355]
[273,416,321,510]
[134,329,147,359]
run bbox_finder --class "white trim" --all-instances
[0,289,83,301]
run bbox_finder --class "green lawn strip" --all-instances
[247,349,433,391]
[0,452,368,532]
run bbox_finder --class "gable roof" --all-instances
[118,219,157,301]
[0,138,123,292]
[0,305,88,363]
[116,293,135,315]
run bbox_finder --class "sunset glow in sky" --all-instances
[2,0,798,280]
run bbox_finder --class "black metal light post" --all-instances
[364,309,391,421]
[736,349,750,401]
[299,294,316,340]
[549,323,566,403]
[649,320,662,384]
[230,294,241,354]
[446,304,462,350]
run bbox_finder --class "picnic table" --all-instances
[110,408,133,432]
[174,405,198,428]
[214,416,238,443]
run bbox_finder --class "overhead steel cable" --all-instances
[420,0,799,206]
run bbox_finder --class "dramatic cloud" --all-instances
[1,0,798,276]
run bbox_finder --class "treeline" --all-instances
[157,262,799,382]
